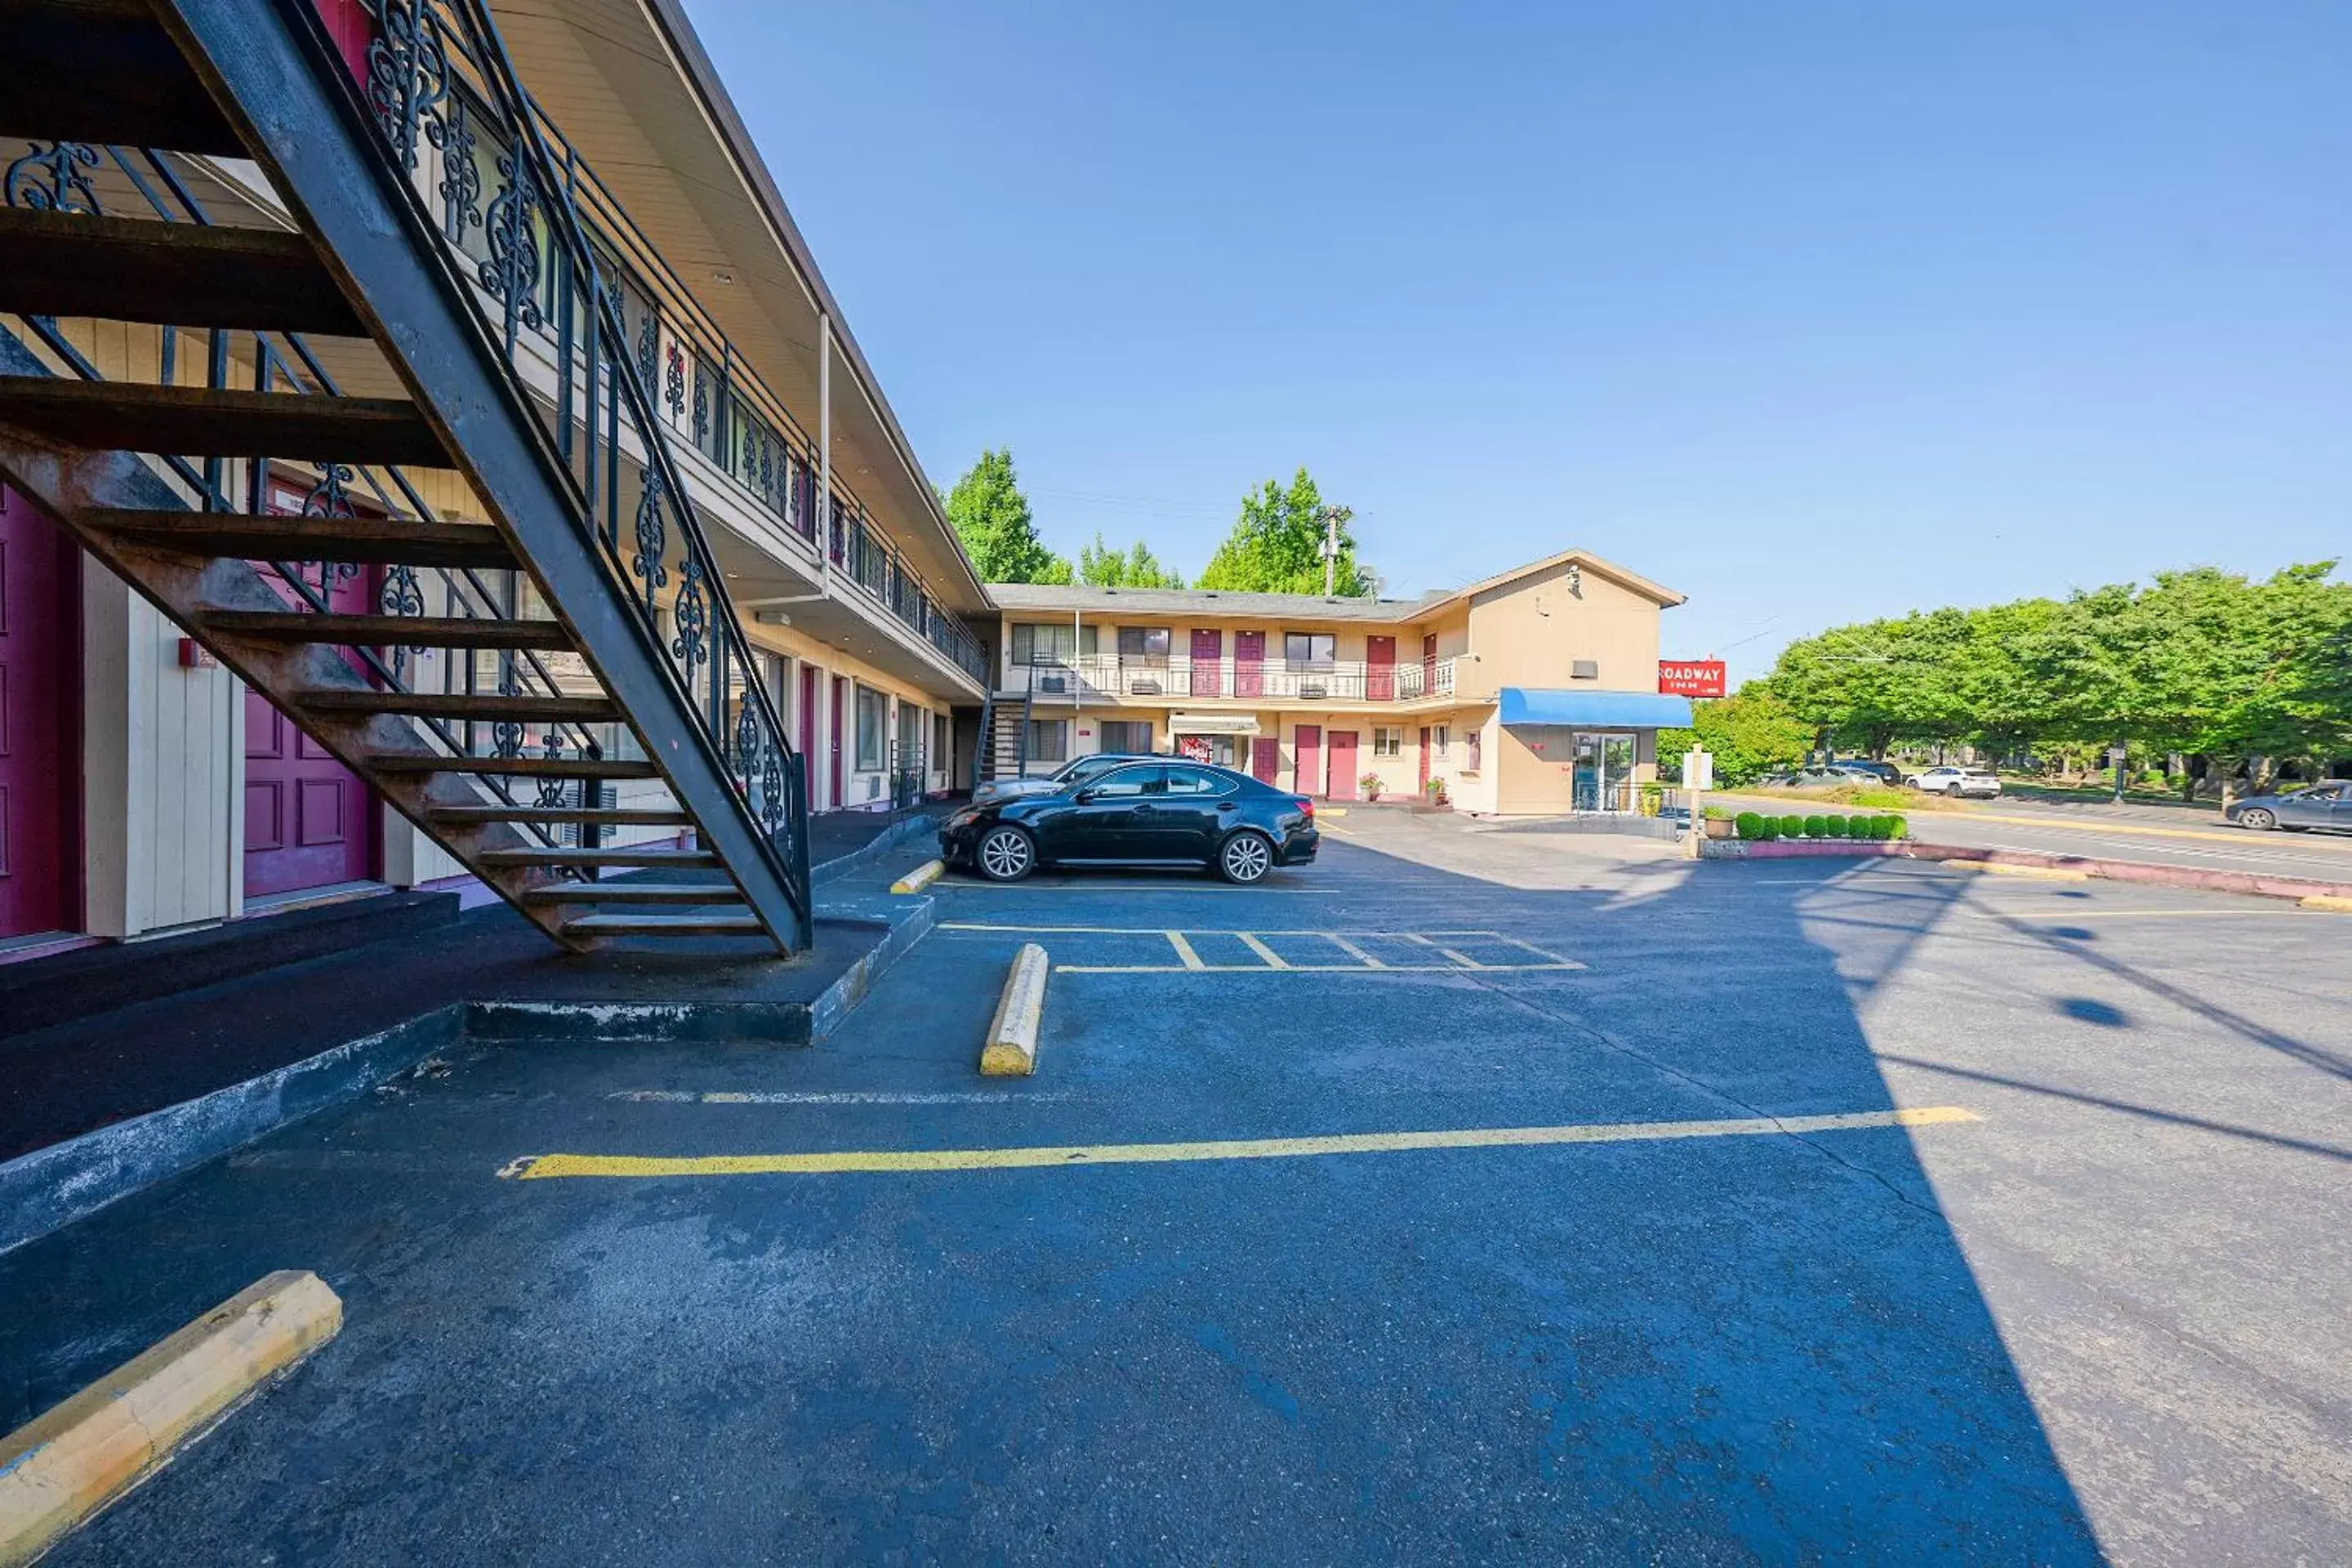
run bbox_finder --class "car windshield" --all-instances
[1057,754,1137,791]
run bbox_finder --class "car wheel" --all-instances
[975,825,1036,881]
[2238,808,2275,831]
[1217,831,1275,884]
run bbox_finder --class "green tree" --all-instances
[944,449,1070,584]
[1195,468,1374,595]
[1077,532,1185,589]
[1659,687,1815,786]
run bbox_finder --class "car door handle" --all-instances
[1218,802,1238,811]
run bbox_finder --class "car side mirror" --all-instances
[1073,787,1100,804]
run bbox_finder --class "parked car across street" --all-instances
[1911,766,2002,798]
[2224,780,2352,832]
[940,760,1319,883]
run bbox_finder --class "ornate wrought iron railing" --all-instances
[405,44,987,688]
[341,0,813,922]
[1,139,609,850]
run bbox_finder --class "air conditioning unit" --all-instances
[1036,674,1067,694]
[1128,678,1162,696]
[1300,684,1328,700]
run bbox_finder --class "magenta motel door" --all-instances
[1327,730,1361,800]
[244,559,378,898]
[1234,630,1264,698]
[1189,628,1223,697]
[0,483,80,939]
[1365,635,1396,701]
[1294,724,1321,798]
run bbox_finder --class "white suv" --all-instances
[1911,766,2000,799]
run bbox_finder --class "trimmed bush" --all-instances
[1824,813,1850,838]
[1857,815,1883,840]
[1780,814,1805,838]
[1735,811,1766,840]
[1802,814,1829,839]
[1875,815,1899,840]
[1757,816,1780,840]
[1885,813,1908,840]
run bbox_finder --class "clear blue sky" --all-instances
[681,0,2351,681]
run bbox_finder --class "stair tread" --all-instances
[366,753,658,777]
[200,610,571,649]
[526,883,738,904]
[92,508,514,568]
[302,690,617,720]
[0,209,362,336]
[0,2,245,156]
[0,377,445,466]
[475,848,716,866]
[559,913,768,936]
[426,805,690,825]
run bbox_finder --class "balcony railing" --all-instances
[1011,655,1457,704]
[405,56,984,688]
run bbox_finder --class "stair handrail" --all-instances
[330,0,814,937]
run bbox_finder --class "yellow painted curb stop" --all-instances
[890,858,945,895]
[1959,861,2091,882]
[979,942,1049,1076]
[2301,894,2352,913]
[0,1270,341,1567]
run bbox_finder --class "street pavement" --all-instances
[2,817,2347,1563]
[1718,788,2352,884]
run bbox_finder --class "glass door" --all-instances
[1573,733,1637,811]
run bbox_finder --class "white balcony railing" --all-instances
[1008,654,1455,704]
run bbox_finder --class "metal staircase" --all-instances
[976,684,1034,782]
[0,0,812,951]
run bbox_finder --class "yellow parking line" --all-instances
[503,1106,1979,1180]
[1325,934,1387,968]
[1165,931,1207,970]
[1236,933,1292,969]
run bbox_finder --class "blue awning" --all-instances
[1499,688,1694,728]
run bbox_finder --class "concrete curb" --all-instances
[0,1270,341,1566]
[0,1010,461,1256]
[889,859,945,895]
[979,943,1049,1077]
[2302,895,2352,914]
[1,902,940,1254]
[811,812,941,885]
[1702,836,2352,905]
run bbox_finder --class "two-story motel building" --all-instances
[985,549,1694,815]
[0,0,1694,963]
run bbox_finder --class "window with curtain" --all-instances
[1117,626,1170,662]
[1374,726,1403,758]
[1026,719,1069,763]
[1098,720,1153,754]
[854,685,886,770]
[1010,623,1078,665]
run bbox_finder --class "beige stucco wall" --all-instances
[1465,561,1664,694]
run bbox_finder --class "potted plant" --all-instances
[1703,805,1736,839]
[1423,777,1450,809]
[1360,772,1385,801]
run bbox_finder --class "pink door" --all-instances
[1294,725,1321,798]
[1366,635,1395,701]
[1422,634,1437,688]
[1189,628,1223,697]
[1328,731,1360,800]
[1250,737,1279,784]
[1234,630,1264,698]
[0,483,80,938]
[244,557,377,898]
[1418,727,1431,791]
[799,663,817,805]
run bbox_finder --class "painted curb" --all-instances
[979,943,1049,1077]
[0,1270,341,1567]
[2302,895,2352,914]
[1704,836,2352,905]
[0,1009,461,1257]
[889,859,945,896]
[1955,862,2091,882]
[811,811,942,885]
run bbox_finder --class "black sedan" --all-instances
[940,760,1318,883]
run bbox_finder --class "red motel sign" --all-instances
[1659,660,1726,697]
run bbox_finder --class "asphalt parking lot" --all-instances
[5,810,2348,1563]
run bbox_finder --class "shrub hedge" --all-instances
[1780,814,1805,838]
[1735,811,1765,840]
[1802,815,1829,839]
[1824,813,1849,838]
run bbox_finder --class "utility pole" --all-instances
[1317,504,1352,595]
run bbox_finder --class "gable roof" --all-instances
[987,549,1683,622]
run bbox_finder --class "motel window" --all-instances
[1283,632,1335,671]
[933,714,950,770]
[1435,724,1450,756]
[897,702,922,769]
[1464,728,1482,773]
[1099,720,1153,754]
[1117,626,1171,662]
[854,685,887,771]
[1010,622,1077,665]
[1027,719,1069,764]
[1373,726,1403,759]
